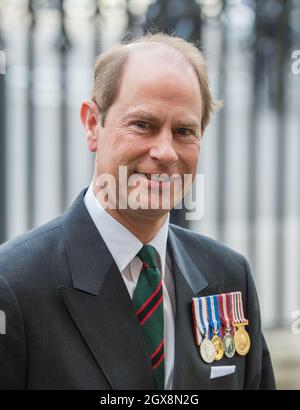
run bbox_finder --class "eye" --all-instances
[176,128,192,136]
[135,121,150,129]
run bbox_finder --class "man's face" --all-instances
[91,49,202,217]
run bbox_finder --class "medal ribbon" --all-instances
[232,291,248,324]
[200,296,210,338]
[226,292,234,329]
[218,293,232,337]
[237,291,248,323]
[207,296,219,337]
[221,293,230,328]
[192,298,202,346]
[191,297,210,344]
[213,295,222,336]
[193,292,246,345]
[231,292,240,325]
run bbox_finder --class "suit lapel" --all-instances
[59,190,155,389]
[168,227,220,389]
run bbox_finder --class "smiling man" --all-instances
[82,39,203,241]
[0,33,275,390]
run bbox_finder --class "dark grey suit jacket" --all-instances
[0,188,275,389]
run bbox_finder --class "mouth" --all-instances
[135,172,181,183]
[144,174,169,182]
[128,172,184,207]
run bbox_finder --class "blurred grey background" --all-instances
[0,0,300,389]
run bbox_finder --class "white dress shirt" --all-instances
[84,183,175,389]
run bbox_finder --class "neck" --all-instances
[92,181,169,244]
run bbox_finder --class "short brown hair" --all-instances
[91,33,220,133]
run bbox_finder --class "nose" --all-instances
[148,129,178,165]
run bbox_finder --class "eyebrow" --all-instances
[122,109,201,129]
[123,110,159,124]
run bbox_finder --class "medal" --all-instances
[192,290,250,363]
[193,296,216,363]
[234,323,251,355]
[200,336,216,364]
[199,297,216,362]
[207,296,224,361]
[232,292,251,356]
[218,293,235,358]
[211,331,224,361]
[223,329,235,358]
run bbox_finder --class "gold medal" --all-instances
[231,292,251,356]
[233,321,251,356]
[211,331,224,361]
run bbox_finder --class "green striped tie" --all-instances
[133,245,165,390]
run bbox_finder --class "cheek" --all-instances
[98,130,148,168]
[178,144,200,173]
[96,129,126,158]
[115,131,151,158]
[104,128,140,152]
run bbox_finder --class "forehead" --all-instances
[113,47,203,120]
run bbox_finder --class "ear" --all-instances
[80,99,100,152]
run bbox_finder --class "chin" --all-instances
[127,206,171,218]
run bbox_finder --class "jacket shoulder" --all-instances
[0,216,62,254]
[0,216,65,285]
[169,223,246,264]
[169,223,251,292]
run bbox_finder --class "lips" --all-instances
[135,172,181,182]
[145,174,169,182]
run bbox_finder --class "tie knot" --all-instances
[137,245,158,268]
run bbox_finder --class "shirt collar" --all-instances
[83,182,170,275]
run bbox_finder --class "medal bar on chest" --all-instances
[219,293,236,358]
[192,296,216,363]
[231,291,251,356]
[207,295,224,361]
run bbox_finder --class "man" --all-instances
[0,33,275,389]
